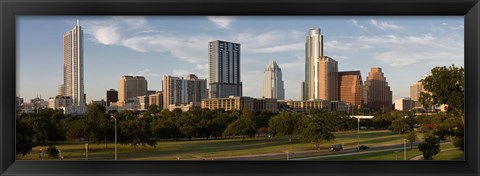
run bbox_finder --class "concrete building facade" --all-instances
[363,67,393,112]
[61,20,86,114]
[163,74,207,109]
[338,71,363,109]
[209,40,242,98]
[118,76,147,106]
[263,60,285,100]
[302,28,324,100]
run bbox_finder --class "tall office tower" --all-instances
[303,28,324,100]
[62,20,86,114]
[118,76,148,106]
[363,67,393,111]
[338,71,363,109]
[263,61,285,100]
[163,74,207,109]
[106,89,118,106]
[209,40,242,98]
[317,56,338,101]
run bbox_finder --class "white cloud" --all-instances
[351,19,367,31]
[127,68,161,77]
[370,19,402,30]
[249,42,304,53]
[172,69,191,77]
[207,16,235,29]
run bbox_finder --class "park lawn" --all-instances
[318,143,457,161]
[431,149,464,160]
[17,130,423,160]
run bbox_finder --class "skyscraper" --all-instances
[410,75,427,101]
[263,61,285,100]
[209,40,242,98]
[118,76,148,106]
[363,67,393,111]
[163,74,207,109]
[303,28,324,100]
[62,19,86,114]
[317,56,338,101]
[338,71,363,109]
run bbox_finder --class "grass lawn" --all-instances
[17,130,424,160]
[317,143,460,161]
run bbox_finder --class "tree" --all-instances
[222,109,256,141]
[46,145,59,158]
[16,118,35,156]
[418,133,441,160]
[119,118,156,150]
[390,118,411,134]
[268,112,301,142]
[300,114,335,150]
[405,130,418,149]
[419,65,464,125]
[178,112,199,141]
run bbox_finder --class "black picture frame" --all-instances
[1,0,479,175]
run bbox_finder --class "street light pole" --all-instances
[357,118,360,150]
[111,115,117,160]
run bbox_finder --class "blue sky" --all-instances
[17,16,464,102]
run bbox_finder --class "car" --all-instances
[356,145,369,150]
[330,144,343,151]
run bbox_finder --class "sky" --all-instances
[17,16,464,102]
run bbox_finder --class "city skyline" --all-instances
[17,16,464,102]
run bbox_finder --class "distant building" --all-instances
[317,56,338,101]
[338,71,363,109]
[209,40,242,98]
[285,99,349,112]
[61,20,86,115]
[48,95,72,114]
[106,89,118,106]
[137,95,149,110]
[149,91,163,108]
[263,60,285,100]
[163,74,207,109]
[394,98,414,111]
[363,67,392,112]
[89,99,106,107]
[303,28,324,100]
[201,96,278,112]
[118,76,147,106]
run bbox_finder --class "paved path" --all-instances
[409,148,459,160]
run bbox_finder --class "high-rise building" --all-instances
[363,67,393,112]
[209,40,242,98]
[106,89,118,106]
[317,56,338,101]
[338,71,363,109]
[263,60,285,100]
[163,74,207,109]
[118,76,148,106]
[61,20,86,114]
[303,28,324,100]
[57,84,65,96]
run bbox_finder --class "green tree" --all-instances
[119,118,156,150]
[268,112,301,142]
[390,118,411,134]
[223,109,256,141]
[419,65,464,124]
[418,133,441,160]
[300,114,335,150]
[16,118,35,156]
[46,145,59,158]
[178,112,199,141]
[405,130,418,149]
